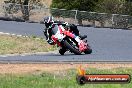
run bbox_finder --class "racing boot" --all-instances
[79,35,87,40]
[75,36,87,52]
[59,48,67,55]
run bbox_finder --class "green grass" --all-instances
[0,34,57,55]
[0,68,132,88]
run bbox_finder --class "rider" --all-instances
[43,16,87,45]
[43,16,87,55]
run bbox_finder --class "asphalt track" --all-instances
[0,20,132,63]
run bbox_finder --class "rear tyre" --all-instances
[63,40,81,55]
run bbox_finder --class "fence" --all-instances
[0,3,132,29]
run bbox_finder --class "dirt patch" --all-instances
[0,0,4,3]
[41,0,52,7]
[0,64,132,74]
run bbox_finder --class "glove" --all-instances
[47,39,54,45]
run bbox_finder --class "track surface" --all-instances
[0,20,132,63]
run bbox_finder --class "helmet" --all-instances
[44,16,54,28]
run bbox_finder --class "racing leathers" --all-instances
[44,21,86,45]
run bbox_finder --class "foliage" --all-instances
[95,0,132,15]
[51,0,98,11]
[50,0,98,23]
[51,0,132,17]
[123,1,132,15]
[4,0,44,20]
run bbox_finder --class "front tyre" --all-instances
[63,40,81,55]
[59,48,66,55]
[84,48,92,54]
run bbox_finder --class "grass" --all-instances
[0,68,132,88]
[0,34,57,55]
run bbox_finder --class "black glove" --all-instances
[47,39,54,45]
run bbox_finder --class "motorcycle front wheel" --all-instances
[62,39,81,55]
[84,48,92,54]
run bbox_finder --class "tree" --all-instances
[5,0,43,21]
[4,0,30,20]
[95,0,132,15]
[20,0,30,21]
[123,0,132,15]
[51,0,98,11]
[51,0,98,24]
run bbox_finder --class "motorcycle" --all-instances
[46,24,92,55]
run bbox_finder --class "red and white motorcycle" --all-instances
[49,24,92,55]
